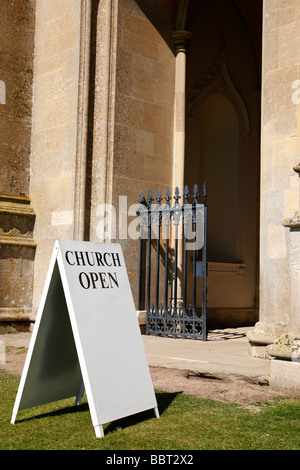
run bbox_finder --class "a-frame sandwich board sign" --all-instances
[11,240,159,438]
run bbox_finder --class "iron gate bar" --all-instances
[137,184,207,340]
[146,190,153,319]
[155,189,162,312]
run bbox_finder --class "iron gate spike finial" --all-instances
[193,184,199,203]
[184,185,190,203]
[174,186,181,203]
[140,190,145,204]
[147,189,154,208]
[165,187,171,206]
[156,188,162,204]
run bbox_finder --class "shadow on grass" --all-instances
[15,390,180,432]
[16,402,90,423]
[105,391,180,435]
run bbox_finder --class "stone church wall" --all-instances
[0,0,36,330]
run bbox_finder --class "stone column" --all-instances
[172,31,192,194]
[266,163,300,394]
[73,0,92,241]
[88,0,118,243]
[248,0,300,395]
[248,0,297,358]
[172,30,192,300]
[283,164,300,337]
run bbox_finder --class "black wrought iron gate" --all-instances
[137,184,207,340]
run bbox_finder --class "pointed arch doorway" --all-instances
[184,0,262,328]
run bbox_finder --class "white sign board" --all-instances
[11,240,159,438]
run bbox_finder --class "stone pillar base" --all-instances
[269,359,300,395]
[247,321,288,359]
[248,341,272,359]
[266,332,300,395]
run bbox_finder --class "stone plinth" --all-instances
[266,332,300,395]
[247,321,288,359]
[269,359,300,395]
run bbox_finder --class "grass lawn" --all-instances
[1,371,300,451]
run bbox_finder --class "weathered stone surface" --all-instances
[267,333,300,361]
[0,194,36,323]
[29,0,82,316]
[247,321,288,345]
[0,0,35,197]
[0,1,36,325]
